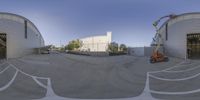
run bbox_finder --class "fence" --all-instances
[67,51,109,56]
[128,46,164,57]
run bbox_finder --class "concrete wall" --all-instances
[159,13,200,58]
[144,47,153,56]
[80,32,112,52]
[128,46,163,57]
[0,13,44,58]
[128,47,144,56]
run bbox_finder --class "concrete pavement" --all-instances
[1,53,194,100]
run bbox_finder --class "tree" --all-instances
[66,39,82,51]
[59,45,65,52]
[119,44,127,53]
[108,42,119,53]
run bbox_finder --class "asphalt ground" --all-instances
[0,53,185,99]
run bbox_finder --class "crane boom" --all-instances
[150,14,176,63]
[153,14,176,52]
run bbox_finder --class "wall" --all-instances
[144,47,153,56]
[80,32,111,52]
[144,46,164,56]
[160,14,200,58]
[128,47,144,56]
[0,14,44,58]
[128,46,163,57]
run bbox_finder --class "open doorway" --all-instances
[0,33,6,59]
[187,33,200,59]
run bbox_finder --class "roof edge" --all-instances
[159,12,200,30]
[0,12,44,41]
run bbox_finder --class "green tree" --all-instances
[119,44,127,53]
[108,42,119,53]
[66,39,82,51]
[59,45,65,52]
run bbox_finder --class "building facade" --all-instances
[157,12,200,59]
[80,32,112,52]
[0,12,44,59]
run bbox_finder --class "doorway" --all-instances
[187,33,200,59]
[0,33,6,59]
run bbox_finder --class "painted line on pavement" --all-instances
[0,71,18,91]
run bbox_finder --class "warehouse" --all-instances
[80,32,112,52]
[158,12,200,59]
[0,12,44,59]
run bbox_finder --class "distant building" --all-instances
[0,12,44,59]
[80,32,112,52]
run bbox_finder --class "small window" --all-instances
[24,20,27,39]
[165,23,168,41]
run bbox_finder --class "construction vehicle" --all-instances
[150,14,176,63]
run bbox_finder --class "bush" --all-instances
[108,42,127,56]
[108,42,119,53]
[66,39,82,51]
[119,44,128,53]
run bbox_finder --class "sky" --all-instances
[0,0,199,47]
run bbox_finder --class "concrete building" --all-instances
[156,12,200,59]
[80,32,112,52]
[0,12,44,59]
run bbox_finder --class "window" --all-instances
[24,20,27,39]
[165,23,168,41]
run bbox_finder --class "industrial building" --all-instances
[80,32,112,52]
[156,12,200,59]
[0,12,44,59]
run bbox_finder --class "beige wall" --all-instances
[80,32,112,52]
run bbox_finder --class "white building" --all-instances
[157,12,200,59]
[0,12,44,59]
[80,32,112,52]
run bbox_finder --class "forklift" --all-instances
[150,14,176,63]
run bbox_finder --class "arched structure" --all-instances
[158,12,200,59]
[0,12,44,59]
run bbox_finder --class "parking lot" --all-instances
[2,53,199,100]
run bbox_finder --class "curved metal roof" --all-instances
[0,12,44,40]
[159,12,200,30]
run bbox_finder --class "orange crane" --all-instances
[150,14,176,63]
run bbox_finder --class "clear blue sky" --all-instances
[0,0,199,47]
